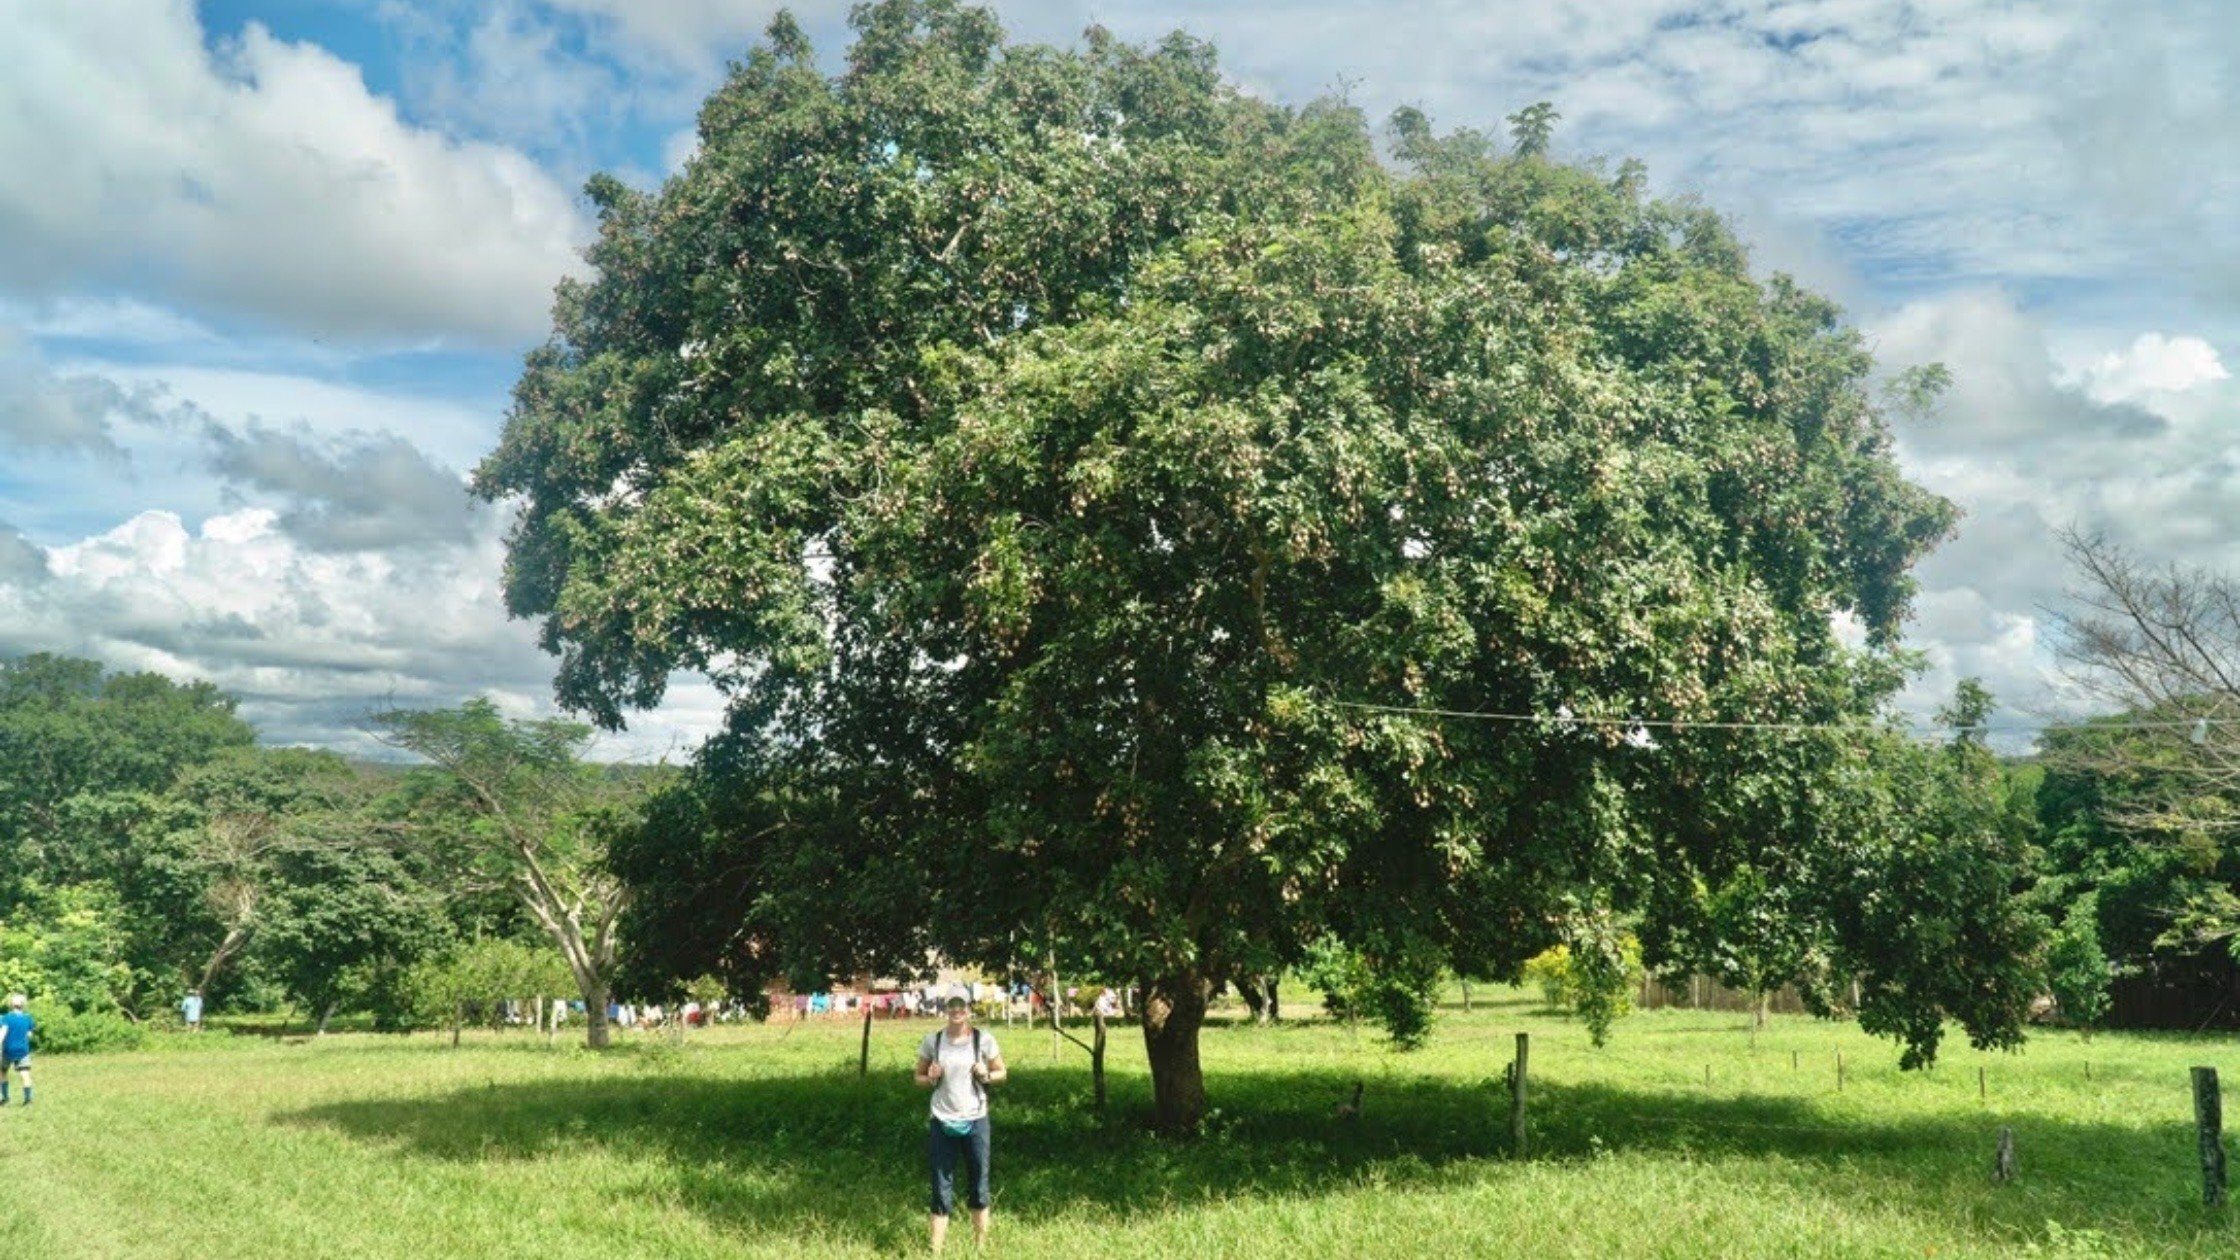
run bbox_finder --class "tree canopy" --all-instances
[374,699,647,1049]
[482,1,2001,1130]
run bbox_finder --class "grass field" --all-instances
[8,991,2237,1258]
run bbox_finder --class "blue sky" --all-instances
[2,0,2236,755]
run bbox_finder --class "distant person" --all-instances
[181,990,203,1032]
[1,994,33,1106]
[915,995,1006,1254]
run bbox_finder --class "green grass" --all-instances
[10,992,2238,1257]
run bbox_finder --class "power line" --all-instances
[1321,699,2235,740]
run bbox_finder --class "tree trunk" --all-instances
[583,983,611,1050]
[1141,971,1213,1135]
[196,924,252,998]
[316,1002,336,1035]
[1237,975,1280,1025]
[858,1002,874,1077]
[1753,990,1770,1031]
[1092,1009,1108,1111]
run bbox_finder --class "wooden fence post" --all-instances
[1837,1051,1845,1092]
[1978,1066,1986,1102]
[1993,1127,2016,1183]
[1510,1032,1530,1160]
[2194,1066,2226,1207]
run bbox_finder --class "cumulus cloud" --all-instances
[1873,291,2167,460]
[0,525,48,585]
[204,422,478,551]
[1873,292,2240,735]
[2074,334,2230,405]
[0,507,716,758]
[0,327,197,459]
[0,0,587,344]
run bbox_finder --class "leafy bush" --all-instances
[402,937,574,1032]
[2046,897,2112,1033]
[1520,946,1568,1011]
[1521,928,1644,1046]
[0,882,135,1013]
[1297,934,1442,1050]
[34,1007,147,1055]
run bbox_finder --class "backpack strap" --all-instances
[972,1027,987,1104]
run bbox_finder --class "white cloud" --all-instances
[1875,292,2240,737]
[203,422,479,551]
[84,360,503,473]
[2074,333,2230,405]
[8,296,224,349]
[0,325,198,459]
[394,0,627,158]
[535,0,819,70]
[0,0,587,345]
[1,507,718,759]
[662,126,701,176]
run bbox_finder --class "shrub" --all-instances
[2046,898,2112,1033]
[35,1007,148,1055]
[1521,929,1645,1046]
[1297,934,1442,1050]
[1523,945,1578,1012]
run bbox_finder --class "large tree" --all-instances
[374,700,639,1049]
[482,3,1977,1130]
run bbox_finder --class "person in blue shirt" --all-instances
[0,994,33,1106]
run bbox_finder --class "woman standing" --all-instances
[915,994,1006,1253]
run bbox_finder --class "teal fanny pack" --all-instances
[940,1118,976,1137]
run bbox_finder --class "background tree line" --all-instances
[0,653,657,1047]
[0,635,2232,1057]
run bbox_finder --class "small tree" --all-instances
[2045,897,2113,1035]
[406,937,572,1043]
[1298,933,1441,1049]
[1521,928,1643,1047]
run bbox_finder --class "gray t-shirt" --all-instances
[918,1028,1001,1123]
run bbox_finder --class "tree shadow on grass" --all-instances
[280,1064,2234,1253]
